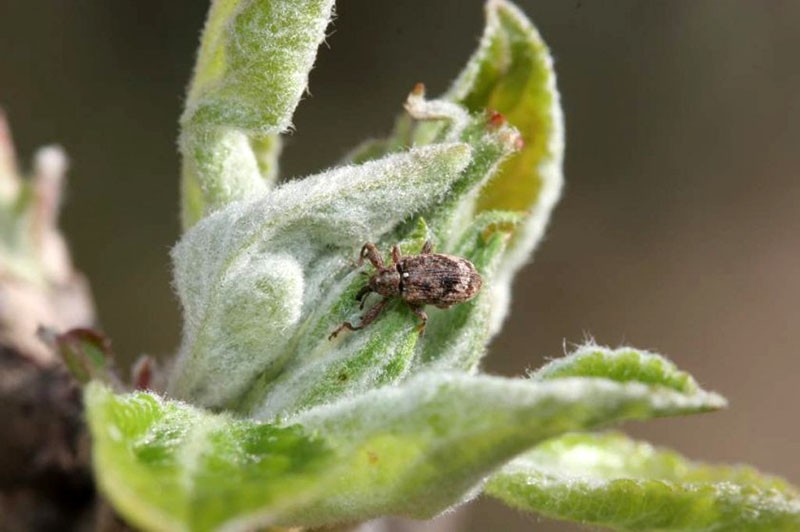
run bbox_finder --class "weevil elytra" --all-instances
[329,240,482,339]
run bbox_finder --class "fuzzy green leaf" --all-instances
[448,0,563,217]
[281,372,724,527]
[237,109,526,417]
[344,0,565,334]
[447,0,564,332]
[169,0,568,416]
[416,210,522,371]
[486,432,800,531]
[88,357,724,531]
[85,382,334,532]
[180,0,335,226]
[531,343,706,398]
[168,144,473,410]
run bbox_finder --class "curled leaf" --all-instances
[448,0,563,217]
[342,0,565,334]
[180,0,336,225]
[168,144,473,410]
[447,0,564,332]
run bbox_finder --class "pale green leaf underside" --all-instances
[486,432,800,531]
[88,360,724,531]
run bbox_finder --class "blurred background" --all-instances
[1,1,798,530]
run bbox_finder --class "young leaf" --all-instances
[88,361,725,531]
[447,0,565,332]
[263,371,724,526]
[531,343,707,399]
[416,210,523,371]
[180,0,336,226]
[168,144,473,410]
[240,106,523,416]
[486,432,800,531]
[342,0,565,334]
[448,0,563,218]
[85,382,334,532]
[38,327,121,388]
[170,0,567,417]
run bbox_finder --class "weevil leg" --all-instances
[391,245,401,265]
[329,298,390,340]
[328,321,359,340]
[358,297,390,328]
[355,285,372,309]
[420,240,433,254]
[358,242,384,269]
[410,305,429,335]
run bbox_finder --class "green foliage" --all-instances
[486,432,800,531]
[41,328,117,386]
[168,143,473,411]
[80,0,799,531]
[87,350,725,531]
[285,369,723,526]
[180,0,335,226]
[85,383,333,532]
[446,0,564,333]
[531,344,702,397]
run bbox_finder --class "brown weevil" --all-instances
[328,240,482,339]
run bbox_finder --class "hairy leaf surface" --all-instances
[486,432,800,531]
[180,0,335,225]
[169,144,472,409]
[89,360,725,530]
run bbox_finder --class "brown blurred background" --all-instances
[1,1,798,530]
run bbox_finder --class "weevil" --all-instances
[328,240,482,339]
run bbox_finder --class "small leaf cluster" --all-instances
[82,1,800,531]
